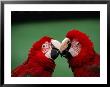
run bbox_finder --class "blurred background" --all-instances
[11,11,100,77]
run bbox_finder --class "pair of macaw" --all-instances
[11,29,100,77]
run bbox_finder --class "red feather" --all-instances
[11,36,55,77]
[66,29,100,77]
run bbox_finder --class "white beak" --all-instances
[51,39,61,50]
[60,38,70,52]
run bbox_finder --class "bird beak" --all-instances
[50,39,61,59]
[60,38,70,52]
[51,39,61,50]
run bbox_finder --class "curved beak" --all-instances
[60,38,70,52]
[44,39,61,60]
[50,39,61,60]
[51,39,61,50]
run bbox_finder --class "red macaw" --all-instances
[60,29,100,77]
[11,36,61,77]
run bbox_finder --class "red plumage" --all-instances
[11,36,55,77]
[66,29,100,77]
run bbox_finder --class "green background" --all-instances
[11,15,100,77]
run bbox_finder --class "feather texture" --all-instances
[11,36,55,77]
[66,30,100,77]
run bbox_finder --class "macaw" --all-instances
[11,36,61,77]
[60,29,100,77]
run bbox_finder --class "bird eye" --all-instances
[42,44,45,48]
[76,42,80,47]
[76,42,80,45]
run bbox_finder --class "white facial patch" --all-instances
[69,39,81,57]
[45,48,52,59]
[41,41,52,59]
[42,41,51,54]
[42,40,61,59]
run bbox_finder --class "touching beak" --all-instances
[51,39,61,50]
[50,39,61,60]
[60,38,70,52]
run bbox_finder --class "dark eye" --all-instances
[42,44,45,48]
[77,42,80,45]
[76,42,80,47]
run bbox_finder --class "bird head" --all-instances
[36,36,61,60]
[60,29,93,58]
